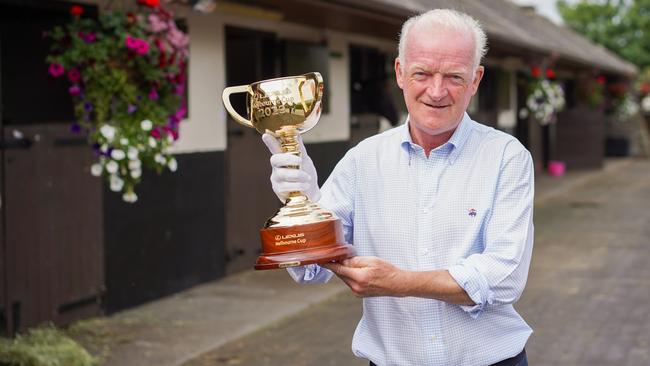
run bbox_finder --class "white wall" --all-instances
[171,6,401,152]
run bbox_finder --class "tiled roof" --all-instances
[347,0,637,76]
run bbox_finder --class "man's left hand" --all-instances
[322,256,407,297]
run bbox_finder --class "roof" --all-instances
[337,0,637,76]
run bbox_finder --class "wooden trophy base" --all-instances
[255,219,356,270]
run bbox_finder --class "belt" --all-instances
[368,349,527,366]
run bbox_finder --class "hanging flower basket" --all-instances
[46,0,188,203]
[519,67,566,125]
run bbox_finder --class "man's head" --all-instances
[395,9,487,146]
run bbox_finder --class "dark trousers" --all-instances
[369,348,527,366]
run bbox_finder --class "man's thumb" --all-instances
[262,133,282,154]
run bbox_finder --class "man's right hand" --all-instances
[262,133,321,203]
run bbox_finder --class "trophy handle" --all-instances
[222,85,254,128]
[298,72,324,116]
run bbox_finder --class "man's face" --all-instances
[395,26,484,138]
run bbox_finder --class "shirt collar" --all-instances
[399,113,473,164]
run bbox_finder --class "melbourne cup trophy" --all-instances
[221,72,356,270]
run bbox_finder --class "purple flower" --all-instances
[174,106,187,120]
[148,88,159,100]
[84,102,93,112]
[48,63,65,78]
[69,85,81,96]
[128,104,137,114]
[174,84,185,96]
[79,31,96,43]
[70,123,81,134]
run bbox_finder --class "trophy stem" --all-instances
[277,126,308,206]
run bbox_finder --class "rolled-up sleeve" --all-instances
[448,145,535,318]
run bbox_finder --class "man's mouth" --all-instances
[423,102,449,109]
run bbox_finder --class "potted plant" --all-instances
[46,0,189,203]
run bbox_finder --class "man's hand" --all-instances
[322,256,408,297]
[262,133,320,202]
[323,256,476,305]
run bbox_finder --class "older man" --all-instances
[263,9,533,366]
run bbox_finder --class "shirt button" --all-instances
[420,249,428,256]
[431,336,437,342]
[421,208,429,214]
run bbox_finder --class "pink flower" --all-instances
[166,25,189,49]
[148,87,158,100]
[125,36,138,50]
[67,68,80,83]
[135,40,150,55]
[69,85,81,96]
[125,35,150,55]
[48,63,65,77]
[151,129,161,139]
[148,13,168,33]
[174,106,186,120]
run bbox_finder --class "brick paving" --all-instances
[184,159,650,366]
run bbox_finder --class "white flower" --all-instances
[122,190,138,203]
[154,153,165,164]
[127,146,139,160]
[148,137,157,148]
[120,138,129,146]
[128,159,142,170]
[131,169,142,179]
[168,157,177,172]
[141,119,153,131]
[642,95,650,112]
[105,160,119,174]
[90,163,103,177]
[111,149,126,161]
[100,125,116,141]
[518,108,529,119]
[109,175,124,192]
[100,144,108,153]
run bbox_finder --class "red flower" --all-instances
[138,0,160,8]
[546,69,556,79]
[596,75,606,85]
[67,68,81,83]
[70,5,84,17]
[530,66,541,78]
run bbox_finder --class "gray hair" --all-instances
[397,9,488,70]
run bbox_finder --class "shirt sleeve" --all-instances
[447,142,535,318]
[285,149,357,284]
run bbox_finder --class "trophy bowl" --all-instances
[222,72,356,270]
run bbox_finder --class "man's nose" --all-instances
[426,74,447,100]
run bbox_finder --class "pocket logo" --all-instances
[468,208,477,217]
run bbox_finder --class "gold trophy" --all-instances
[222,72,356,270]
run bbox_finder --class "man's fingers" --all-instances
[262,133,282,154]
[270,153,302,168]
[272,168,312,183]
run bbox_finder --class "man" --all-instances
[263,9,533,366]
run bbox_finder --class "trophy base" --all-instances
[255,219,356,270]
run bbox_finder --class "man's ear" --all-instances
[470,66,484,95]
[395,58,404,89]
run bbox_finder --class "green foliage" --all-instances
[558,0,650,69]
[0,326,96,366]
[46,2,188,202]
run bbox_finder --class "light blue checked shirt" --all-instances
[288,113,534,366]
